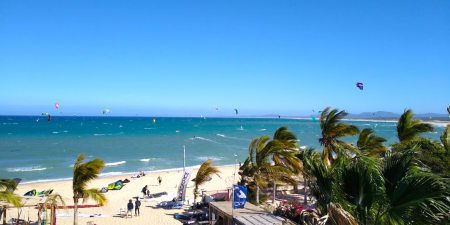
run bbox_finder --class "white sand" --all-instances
[10,166,240,225]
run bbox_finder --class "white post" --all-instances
[183,145,186,172]
[232,154,237,219]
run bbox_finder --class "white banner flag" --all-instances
[176,167,193,203]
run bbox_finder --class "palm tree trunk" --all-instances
[272,178,276,203]
[51,205,56,225]
[193,187,198,206]
[3,207,6,225]
[255,184,260,205]
[73,198,78,225]
[37,208,41,225]
[303,176,307,205]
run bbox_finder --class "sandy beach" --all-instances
[8,166,241,225]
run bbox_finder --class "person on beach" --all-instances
[126,199,133,219]
[142,185,149,198]
[135,198,141,216]
[158,176,162,185]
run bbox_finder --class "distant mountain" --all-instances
[347,111,400,118]
[346,111,448,119]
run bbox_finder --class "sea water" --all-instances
[0,116,446,184]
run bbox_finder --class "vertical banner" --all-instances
[233,185,247,209]
[176,167,193,203]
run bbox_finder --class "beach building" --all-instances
[208,201,291,225]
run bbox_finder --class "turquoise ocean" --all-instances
[0,116,446,184]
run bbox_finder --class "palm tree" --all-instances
[271,126,302,203]
[441,124,450,154]
[374,149,450,224]
[193,159,221,205]
[72,154,107,225]
[0,178,21,208]
[38,193,66,225]
[302,146,450,225]
[318,107,360,164]
[356,128,387,157]
[396,109,434,143]
[295,148,321,205]
[241,136,291,205]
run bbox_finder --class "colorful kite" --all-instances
[55,103,59,109]
[356,82,363,90]
[234,109,238,114]
[47,115,51,122]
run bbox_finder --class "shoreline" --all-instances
[19,164,238,185]
[12,165,241,225]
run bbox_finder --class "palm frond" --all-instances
[357,128,387,157]
[82,188,107,205]
[440,125,450,154]
[73,154,105,196]
[327,203,358,225]
[0,191,21,207]
[0,178,17,192]
[397,109,435,142]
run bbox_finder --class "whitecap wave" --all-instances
[105,161,126,166]
[430,123,449,128]
[195,137,218,143]
[7,167,47,172]
[21,177,72,184]
[216,134,225,137]
[140,159,150,162]
[98,172,129,177]
[62,130,68,133]
[196,156,223,161]
[259,129,266,131]
[144,128,155,130]
[52,132,59,134]
[94,134,105,136]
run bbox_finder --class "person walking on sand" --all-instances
[158,176,162,185]
[126,199,133,219]
[135,198,141,216]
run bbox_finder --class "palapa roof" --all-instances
[209,201,289,225]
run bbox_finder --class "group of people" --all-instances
[126,198,141,218]
[124,175,163,219]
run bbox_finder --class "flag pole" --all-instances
[183,145,186,172]
[232,154,237,219]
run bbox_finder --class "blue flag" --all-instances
[233,185,247,209]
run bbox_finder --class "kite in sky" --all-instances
[55,103,59,109]
[356,82,363,90]
[318,111,322,113]
[42,112,48,115]
[312,116,316,122]
[214,106,218,111]
[103,109,110,114]
[47,115,51,123]
[234,109,238,114]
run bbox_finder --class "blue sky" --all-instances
[1,1,449,116]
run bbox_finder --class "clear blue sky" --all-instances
[1,1,449,116]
